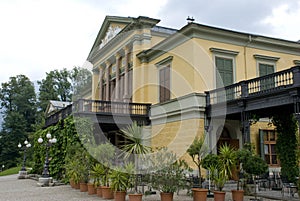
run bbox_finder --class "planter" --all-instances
[74,182,80,189]
[192,188,208,201]
[114,191,126,201]
[231,189,244,201]
[128,193,143,201]
[80,182,88,192]
[160,192,174,201]
[87,183,96,195]
[213,191,226,201]
[96,186,102,197]
[102,186,114,199]
[69,179,75,188]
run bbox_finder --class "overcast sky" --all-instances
[0,0,300,85]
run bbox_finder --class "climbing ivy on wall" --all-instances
[32,116,82,180]
[272,114,299,183]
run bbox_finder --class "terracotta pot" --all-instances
[114,191,126,201]
[102,186,114,199]
[160,192,174,201]
[213,191,226,201]
[87,183,96,195]
[128,193,143,201]
[74,182,80,189]
[80,182,88,192]
[231,189,244,201]
[96,186,102,197]
[192,188,208,201]
[69,179,75,188]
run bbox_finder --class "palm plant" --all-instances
[120,121,151,193]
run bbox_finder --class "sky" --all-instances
[0,0,300,85]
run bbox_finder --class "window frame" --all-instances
[210,48,238,88]
[156,56,173,103]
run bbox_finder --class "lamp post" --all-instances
[18,140,31,171]
[17,140,31,179]
[38,132,57,178]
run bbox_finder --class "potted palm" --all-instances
[90,163,104,197]
[110,163,134,201]
[94,142,116,199]
[120,121,151,201]
[201,144,236,201]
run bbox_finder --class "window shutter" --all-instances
[259,129,265,160]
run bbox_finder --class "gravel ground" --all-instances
[0,174,298,201]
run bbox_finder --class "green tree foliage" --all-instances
[272,114,299,183]
[37,68,73,112]
[0,75,36,168]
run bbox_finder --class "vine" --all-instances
[272,114,298,183]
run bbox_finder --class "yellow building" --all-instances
[76,15,300,174]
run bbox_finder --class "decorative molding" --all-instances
[210,48,239,56]
[253,54,280,61]
[150,93,206,125]
[155,56,173,67]
[294,60,300,65]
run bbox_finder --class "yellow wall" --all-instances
[151,118,205,170]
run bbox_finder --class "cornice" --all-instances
[137,22,300,63]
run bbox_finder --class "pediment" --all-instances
[90,16,132,53]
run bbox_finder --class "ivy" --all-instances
[272,114,298,183]
[32,115,82,180]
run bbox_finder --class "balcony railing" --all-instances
[44,99,151,127]
[73,99,151,116]
[44,104,73,127]
[207,66,300,105]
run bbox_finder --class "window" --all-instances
[156,56,173,103]
[260,129,279,166]
[254,54,279,91]
[159,65,170,102]
[215,56,234,87]
[210,48,238,88]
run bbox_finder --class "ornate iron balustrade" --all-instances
[207,66,300,105]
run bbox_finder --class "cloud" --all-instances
[157,0,299,39]
[261,2,300,41]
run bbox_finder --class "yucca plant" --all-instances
[120,121,151,194]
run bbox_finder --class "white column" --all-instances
[105,61,110,101]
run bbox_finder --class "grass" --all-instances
[0,166,22,176]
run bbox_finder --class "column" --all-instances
[105,61,110,101]
[115,53,120,101]
[98,66,103,100]
[123,46,130,102]
[92,67,99,100]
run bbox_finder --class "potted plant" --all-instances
[148,148,192,201]
[242,153,268,201]
[201,144,236,201]
[94,142,116,199]
[90,163,104,197]
[110,163,134,201]
[187,136,209,201]
[231,145,254,201]
[120,121,151,201]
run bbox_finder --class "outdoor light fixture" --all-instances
[38,132,57,178]
[17,140,31,171]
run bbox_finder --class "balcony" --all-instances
[44,99,151,128]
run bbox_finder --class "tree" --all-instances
[0,75,37,168]
[37,68,73,113]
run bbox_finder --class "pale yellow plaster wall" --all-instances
[151,118,206,171]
